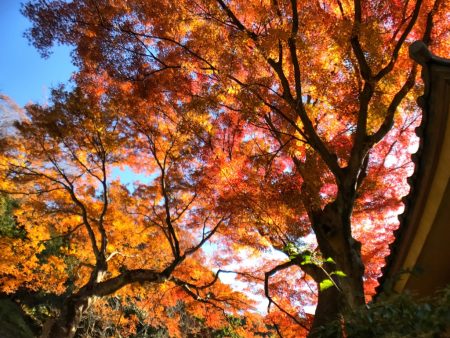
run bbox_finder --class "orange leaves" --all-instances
[0,237,67,294]
[1,59,256,333]
[13,0,450,335]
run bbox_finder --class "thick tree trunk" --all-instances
[42,266,109,338]
[308,265,364,337]
[307,199,366,337]
[42,294,92,338]
[309,285,342,336]
[41,268,163,338]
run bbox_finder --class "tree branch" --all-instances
[183,216,227,256]
[369,63,418,144]
[350,0,372,81]
[215,0,258,40]
[264,260,309,330]
[288,0,302,101]
[374,0,424,81]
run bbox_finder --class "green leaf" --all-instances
[300,255,312,265]
[319,279,334,291]
[325,257,336,264]
[284,243,299,257]
[0,194,26,239]
[331,270,347,277]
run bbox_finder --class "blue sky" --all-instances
[0,1,156,186]
[0,1,76,106]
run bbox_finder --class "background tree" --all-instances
[16,0,450,336]
[0,85,256,337]
[75,297,272,338]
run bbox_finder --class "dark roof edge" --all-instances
[374,41,449,298]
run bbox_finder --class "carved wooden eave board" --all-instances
[376,41,450,297]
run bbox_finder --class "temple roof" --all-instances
[376,41,450,297]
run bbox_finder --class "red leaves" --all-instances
[6,0,450,335]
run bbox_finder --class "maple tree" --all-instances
[1,0,449,336]
[0,86,267,337]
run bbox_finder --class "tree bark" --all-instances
[307,198,366,337]
[42,294,92,338]
[309,285,342,336]
[42,268,164,338]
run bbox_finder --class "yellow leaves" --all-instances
[219,165,234,180]
[178,16,202,37]
[106,243,116,253]
[226,85,240,95]
[0,237,66,294]
[39,256,67,294]
[190,268,203,282]
[185,110,213,134]
[159,281,171,293]
[111,218,129,232]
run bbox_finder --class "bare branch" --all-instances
[288,0,303,102]
[422,0,442,45]
[350,0,372,81]
[215,0,258,40]
[264,260,309,330]
[374,0,424,81]
[184,216,228,256]
[369,63,418,144]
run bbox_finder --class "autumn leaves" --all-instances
[1,0,449,336]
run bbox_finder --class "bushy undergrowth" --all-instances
[315,286,450,338]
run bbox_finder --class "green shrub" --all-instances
[315,286,450,338]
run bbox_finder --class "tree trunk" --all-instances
[309,285,342,336]
[41,293,93,338]
[307,199,366,337]
[41,268,163,338]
